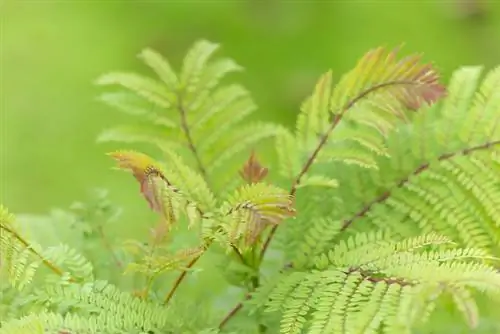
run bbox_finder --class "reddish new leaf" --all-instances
[239,150,269,184]
[108,151,172,213]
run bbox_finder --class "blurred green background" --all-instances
[3,0,500,223]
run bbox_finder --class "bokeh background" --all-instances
[3,0,500,225]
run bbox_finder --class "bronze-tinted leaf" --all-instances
[108,151,175,216]
[239,150,269,184]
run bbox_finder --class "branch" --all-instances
[163,241,247,305]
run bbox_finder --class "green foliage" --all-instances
[2,39,500,333]
[96,40,282,193]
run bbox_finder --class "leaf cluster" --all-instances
[2,39,500,334]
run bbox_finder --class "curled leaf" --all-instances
[108,151,173,213]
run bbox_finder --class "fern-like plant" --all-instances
[2,40,500,334]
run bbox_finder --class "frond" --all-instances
[97,40,281,194]
[279,46,445,183]
[108,150,213,227]
[254,232,500,334]
[322,232,453,270]
[96,72,176,110]
[447,285,480,329]
[161,148,217,213]
[98,91,177,127]
[139,48,178,89]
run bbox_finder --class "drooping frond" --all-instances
[290,217,343,269]
[97,40,282,193]
[108,150,214,227]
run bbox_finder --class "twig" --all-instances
[163,242,246,305]
[219,292,253,330]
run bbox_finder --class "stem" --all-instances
[161,94,216,305]
[177,95,210,185]
[143,231,163,299]
[163,241,211,305]
[219,300,245,329]
[163,252,204,304]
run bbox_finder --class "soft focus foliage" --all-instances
[2,38,500,334]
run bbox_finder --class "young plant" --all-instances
[1,40,500,334]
